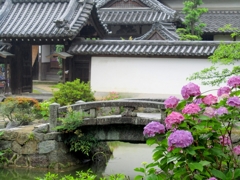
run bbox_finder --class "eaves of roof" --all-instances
[68,39,233,57]
[134,23,179,41]
[0,0,94,40]
[98,9,174,24]
[96,0,177,23]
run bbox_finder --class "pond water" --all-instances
[0,142,155,180]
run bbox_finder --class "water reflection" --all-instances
[101,142,154,179]
[0,142,154,179]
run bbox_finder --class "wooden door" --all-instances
[73,56,91,83]
[22,45,32,93]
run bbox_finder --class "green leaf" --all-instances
[234,169,240,178]
[226,170,233,179]
[199,161,211,167]
[146,174,160,180]
[188,163,203,172]
[211,169,226,180]
[210,147,225,157]
[198,115,211,121]
[153,150,164,161]
[134,167,145,173]
[167,156,181,164]
[134,175,144,180]
[146,137,157,146]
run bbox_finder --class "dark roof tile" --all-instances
[68,39,232,57]
[0,0,94,39]
[179,10,240,33]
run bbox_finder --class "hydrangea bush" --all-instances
[135,76,240,180]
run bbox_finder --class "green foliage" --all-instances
[55,45,64,67]
[177,0,208,40]
[56,107,86,132]
[66,132,97,156]
[51,79,95,106]
[36,170,128,180]
[188,25,240,86]
[135,83,240,179]
[0,97,40,124]
[38,100,51,120]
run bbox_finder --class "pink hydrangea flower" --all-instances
[208,177,217,180]
[164,96,180,109]
[227,96,240,107]
[227,76,240,88]
[203,107,215,118]
[219,135,231,146]
[215,107,228,116]
[165,112,184,129]
[217,86,231,97]
[202,94,218,106]
[182,103,201,115]
[168,130,194,148]
[193,98,202,104]
[181,82,201,99]
[143,121,165,137]
[233,145,240,155]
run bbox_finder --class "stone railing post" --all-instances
[49,103,60,132]
[160,108,166,124]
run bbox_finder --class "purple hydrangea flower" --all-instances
[227,96,240,107]
[143,121,165,137]
[203,107,215,118]
[164,96,180,109]
[181,82,201,99]
[215,107,228,116]
[227,76,240,88]
[217,86,231,97]
[193,98,202,105]
[202,94,218,106]
[233,145,240,155]
[208,177,217,180]
[182,103,201,115]
[165,112,184,129]
[168,130,194,148]
[219,135,231,146]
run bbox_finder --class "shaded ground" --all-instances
[33,83,58,94]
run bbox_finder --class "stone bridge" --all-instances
[50,99,166,142]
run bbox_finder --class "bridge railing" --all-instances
[49,100,166,132]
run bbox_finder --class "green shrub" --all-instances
[56,106,87,132]
[0,97,40,124]
[38,100,51,120]
[50,79,95,106]
[35,170,128,180]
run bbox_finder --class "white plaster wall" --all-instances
[41,45,50,63]
[91,57,233,99]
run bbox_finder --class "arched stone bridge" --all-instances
[49,100,166,142]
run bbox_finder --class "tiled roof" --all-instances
[98,9,175,24]
[179,10,240,33]
[201,10,240,33]
[96,0,177,24]
[134,23,179,40]
[96,0,176,16]
[68,39,228,57]
[0,0,94,40]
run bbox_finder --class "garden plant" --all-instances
[135,76,240,180]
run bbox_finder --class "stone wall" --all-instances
[0,123,79,170]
